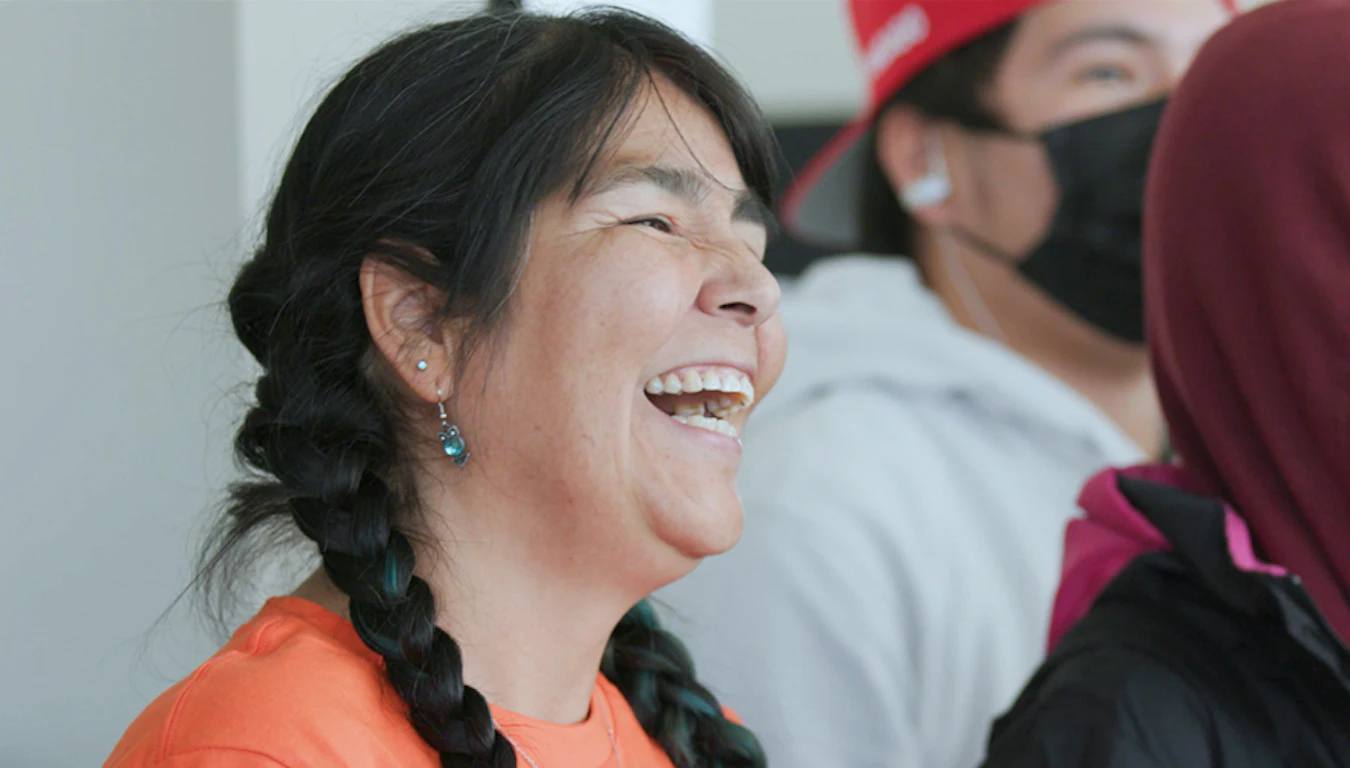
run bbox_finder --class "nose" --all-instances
[698,251,781,329]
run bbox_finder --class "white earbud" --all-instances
[899,131,951,211]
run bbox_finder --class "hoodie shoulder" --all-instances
[982,649,1215,768]
[763,255,1141,462]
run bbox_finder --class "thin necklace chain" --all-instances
[499,691,622,768]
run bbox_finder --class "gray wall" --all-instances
[0,4,241,765]
[714,0,861,122]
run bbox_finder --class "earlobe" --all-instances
[359,256,449,405]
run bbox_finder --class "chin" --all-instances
[653,491,746,563]
[624,494,744,596]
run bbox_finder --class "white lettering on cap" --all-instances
[865,4,931,77]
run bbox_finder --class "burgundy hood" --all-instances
[1143,0,1350,643]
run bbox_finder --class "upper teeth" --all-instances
[644,369,755,405]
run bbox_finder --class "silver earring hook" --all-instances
[434,388,468,466]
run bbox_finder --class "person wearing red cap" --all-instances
[981,1,1350,763]
[660,2,1230,767]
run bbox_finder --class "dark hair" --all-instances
[858,22,1018,256]
[203,8,775,768]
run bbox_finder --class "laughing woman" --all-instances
[104,9,784,768]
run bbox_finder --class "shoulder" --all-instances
[105,599,434,768]
[740,386,938,515]
[785,254,926,307]
[662,391,930,642]
[737,377,1027,578]
[753,256,978,420]
[985,643,1218,767]
[986,582,1267,767]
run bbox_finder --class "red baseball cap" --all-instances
[782,0,1238,249]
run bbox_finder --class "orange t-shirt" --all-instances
[104,597,681,768]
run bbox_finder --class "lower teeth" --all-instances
[671,413,739,438]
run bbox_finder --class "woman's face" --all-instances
[451,77,784,591]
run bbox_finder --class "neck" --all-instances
[1021,344,1161,456]
[919,236,1164,456]
[294,476,636,725]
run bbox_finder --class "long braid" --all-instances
[231,256,514,766]
[603,602,767,768]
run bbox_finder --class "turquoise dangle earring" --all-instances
[435,389,468,466]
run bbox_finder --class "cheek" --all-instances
[548,237,697,373]
[473,234,698,452]
[529,234,689,346]
[967,144,1059,251]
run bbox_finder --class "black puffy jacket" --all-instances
[980,475,1350,767]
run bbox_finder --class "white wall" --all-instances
[0,3,241,766]
[238,1,480,228]
[235,0,849,224]
[531,0,713,47]
[715,0,861,122]
[238,0,714,223]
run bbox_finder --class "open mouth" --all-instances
[644,366,756,439]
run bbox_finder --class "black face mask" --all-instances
[953,100,1166,344]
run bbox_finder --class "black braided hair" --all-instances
[605,601,765,767]
[200,8,774,768]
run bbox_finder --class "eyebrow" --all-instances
[594,164,772,229]
[1048,25,1153,61]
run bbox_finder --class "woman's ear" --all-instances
[359,255,451,405]
[875,105,955,228]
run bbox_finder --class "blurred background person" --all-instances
[661,1,1232,767]
[983,1,1350,762]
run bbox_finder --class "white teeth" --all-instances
[670,412,741,438]
[708,396,738,419]
[645,369,754,410]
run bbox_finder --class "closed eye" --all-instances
[624,216,674,234]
